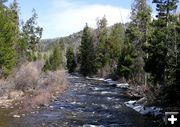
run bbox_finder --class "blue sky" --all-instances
[6,0,180,39]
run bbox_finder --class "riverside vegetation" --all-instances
[0,0,180,119]
[0,0,67,113]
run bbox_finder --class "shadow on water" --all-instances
[0,76,158,127]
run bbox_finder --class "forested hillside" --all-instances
[41,31,82,52]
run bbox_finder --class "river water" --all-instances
[0,76,158,127]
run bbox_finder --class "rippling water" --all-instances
[0,76,158,127]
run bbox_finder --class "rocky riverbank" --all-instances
[0,90,24,108]
[0,75,158,127]
[85,76,164,117]
[0,61,68,118]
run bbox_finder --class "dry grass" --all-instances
[12,61,44,91]
[97,65,111,78]
[0,79,6,85]
[21,69,67,111]
[0,79,10,97]
[0,61,68,111]
[33,90,51,106]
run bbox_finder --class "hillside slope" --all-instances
[40,31,83,53]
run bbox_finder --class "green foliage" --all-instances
[163,14,180,106]
[107,23,125,68]
[0,2,17,77]
[95,16,124,76]
[130,0,151,43]
[143,28,167,84]
[51,47,62,70]
[21,9,43,61]
[175,14,180,86]
[10,0,20,25]
[37,52,43,60]
[144,0,178,86]
[80,24,96,76]
[95,16,109,70]
[66,48,76,73]
[0,1,44,78]
[127,0,152,83]
[43,47,62,71]
[9,0,28,63]
[117,42,135,81]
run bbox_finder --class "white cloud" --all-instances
[40,0,131,39]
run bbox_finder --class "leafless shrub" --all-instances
[1,60,67,111]
[0,79,6,86]
[0,79,13,97]
[97,65,111,78]
[145,85,161,106]
[0,79,7,96]
[13,61,44,91]
[21,69,67,111]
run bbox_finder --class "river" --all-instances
[0,75,158,127]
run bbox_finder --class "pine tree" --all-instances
[117,41,136,81]
[128,0,151,84]
[10,0,19,25]
[95,16,111,76]
[80,24,96,76]
[9,0,25,63]
[144,0,178,87]
[43,47,62,71]
[66,47,76,73]
[0,2,17,77]
[175,14,180,87]
[164,13,180,105]
[53,47,61,70]
[21,9,43,61]
[107,23,125,72]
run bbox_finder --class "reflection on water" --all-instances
[0,109,14,127]
[0,76,157,127]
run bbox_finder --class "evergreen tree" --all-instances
[9,0,25,63]
[43,47,62,71]
[66,47,76,73]
[51,47,62,70]
[80,24,95,76]
[21,9,43,61]
[107,23,125,71]
[164,13,180,105]
[0,2,17,77]
[117,41,136,81]
[95,16,109,69]
[107,23,125,78]
[10,0,19,25]
[144,0,178,87]
[128,0,151,84]
[175,14,180,87]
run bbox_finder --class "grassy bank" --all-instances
[0,61,68,113]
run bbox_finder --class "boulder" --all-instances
[116,83,129,88]
[13,114,21,118]
[124,99,163,117]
